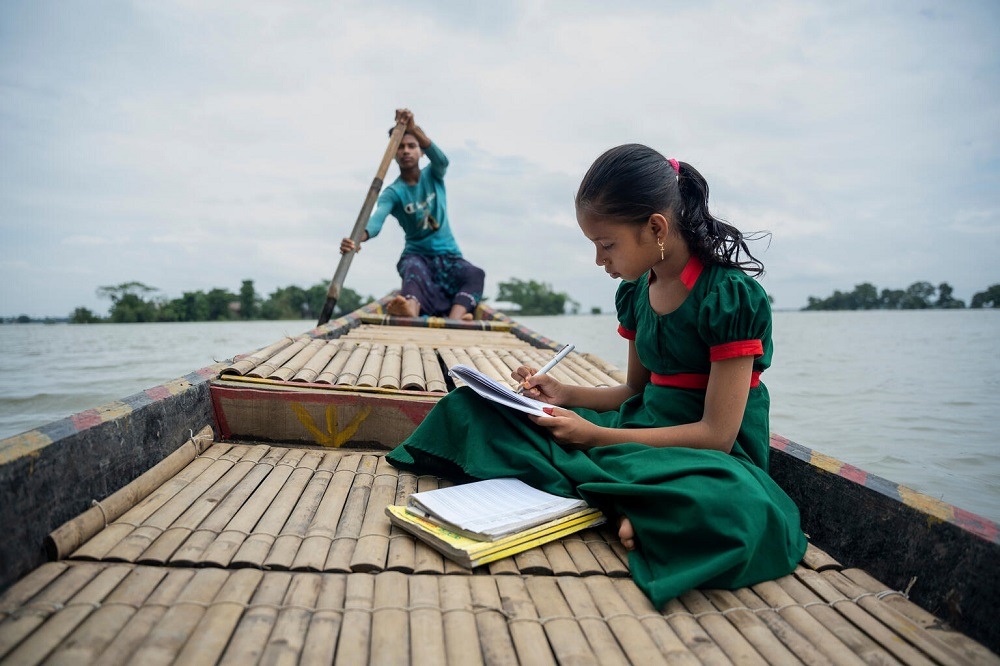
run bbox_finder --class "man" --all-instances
[340,109,485,320]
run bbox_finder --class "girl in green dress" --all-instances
[387,144,807,607]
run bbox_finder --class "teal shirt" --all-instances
[365,142,463,257]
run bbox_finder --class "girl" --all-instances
[387,144,806,607]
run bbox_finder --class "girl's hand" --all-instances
[529,407,603,449]
[512,366,567,405]
[340,237,358,254]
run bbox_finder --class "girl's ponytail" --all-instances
[577,144,767,276]
[676,162,766,276]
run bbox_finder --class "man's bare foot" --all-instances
[618,516,636,551]
[386,295,420,317]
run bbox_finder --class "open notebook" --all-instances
[448,364,552,417]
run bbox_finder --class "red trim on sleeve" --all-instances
[651,371,761,389]
[710,339,763,362]
[617,324,636,340]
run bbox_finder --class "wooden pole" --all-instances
[317,118,408,325]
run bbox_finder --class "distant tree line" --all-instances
[68,280,374,324]
[803,282,1000,310]
[58,277,579,324]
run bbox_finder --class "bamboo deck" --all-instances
[3,431,996,664]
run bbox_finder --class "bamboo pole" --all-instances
[261,572,322,664]
[292,453,360,571]
[270,338,327,381]
[47,426,214,560]
[292,339,341,382]
[701,588,805,665]
[440,577,485,666]
[336,342,372,386]
[300,573,347,664]
[170,446,288,566]
[201,447,306,567]
[729,586,836,665]
[318,118,408,325]
[468,576,521,665]
[45,565,169,665]
[221,337,294,376]
[378,343,403,389]
[370,571,410,665]
[512,542,552,575]
[356,343,386,387]
[2,564,132,666]
[218,571,292,666]
[751,577,870,666]
[801,543,842,572]
[400,344,424,390]
[610,578,700,663]
[578,527,629,577]
[555,576,630,665]
[408,576,447,665]
[324,454,379,572]
[524,576,596,664]
[561,532,604,575]
[582,576,670,666]
[127,568,229,664]
[0,562,69,616]
[316,340,358,384]
[421,346,448,392]
[95,568,197,664]
[231,451,324,567]
[411,476,445,574]
[334,573,375,663]
[385,470,418,573]
[265,452,342,570]
[350,456,397,572]
[678,588,767,664]
[659,596,732,665]
[174,568,263,665]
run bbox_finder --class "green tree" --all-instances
[69,307,101,323]
[879,288,905,309]
[205,288,238,320]
[899,281,935,309]
[496,278,571,315]
[239,280,259,319]
[262,285,311,319]
[934,282,965,309]
[970,284,1000,308]
[97,281,159,322]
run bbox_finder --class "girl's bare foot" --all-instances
[460,312,474,321]
[618,516,636,551]
[386,295,420,317]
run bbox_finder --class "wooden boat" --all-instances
[0,297,997,664]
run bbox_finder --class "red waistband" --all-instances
[651,371,761,389]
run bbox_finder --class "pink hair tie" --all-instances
[668,158,680,175]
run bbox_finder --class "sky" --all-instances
[1,1,998,318]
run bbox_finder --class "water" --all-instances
[1,311,998,523]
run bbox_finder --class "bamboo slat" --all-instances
[378,343,403,389]
[421,345,448,392]
[370,571,410,666]
[172,568,263,666]
[409,576,448,665]
[292,339,342,382]
[466,577,519,665]
[267,338,326,381]
[350,457,398,572]
[264,452,343,570]
[299,573,347,664]
[231,451,324,568]
[324,454,380,572]
[660,597,732,665]
[802,543,843,571]
[555,576,631,665]
[700,588,807,665]
[315,340,358,384]
[385,471,418,573]
[611,578,701,663]
[261,572,321,664]
[440,577,486,666]
[291,453,361,571]
[400,344,424,390]
[221,337,294,376]
[47,426,215,560]
[248,337,311,379]
[525,576,599,664]
[583,576,672,666]
[336,342,372,386]
[334,573,374,664]
[356,343,386,387]
[217,571,291,666]
[678,588,767,664]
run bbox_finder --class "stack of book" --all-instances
[385,478,605,568]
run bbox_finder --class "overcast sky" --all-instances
[2,1,998,318]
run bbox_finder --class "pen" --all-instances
[516,344,575,394]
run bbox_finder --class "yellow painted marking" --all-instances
[290,403,372,448]
[97,401,133,422]
[0,430,52,465]
[898,485,954,525]
[809,450,844,475]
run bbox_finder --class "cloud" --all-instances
[1,1,998,317]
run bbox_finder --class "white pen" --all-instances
[515,344,575,394]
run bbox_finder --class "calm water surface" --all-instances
[1,311,998,522]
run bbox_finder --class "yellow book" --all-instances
[385,505,606,568]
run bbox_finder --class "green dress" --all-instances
[387,256,807,607]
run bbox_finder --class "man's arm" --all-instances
[398,109,447,180]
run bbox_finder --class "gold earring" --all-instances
[657,238,665,261]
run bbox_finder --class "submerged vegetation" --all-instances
[803,282,1000,310]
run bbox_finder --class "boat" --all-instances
[0,296,997,664]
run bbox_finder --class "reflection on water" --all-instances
[1,311,998,522]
